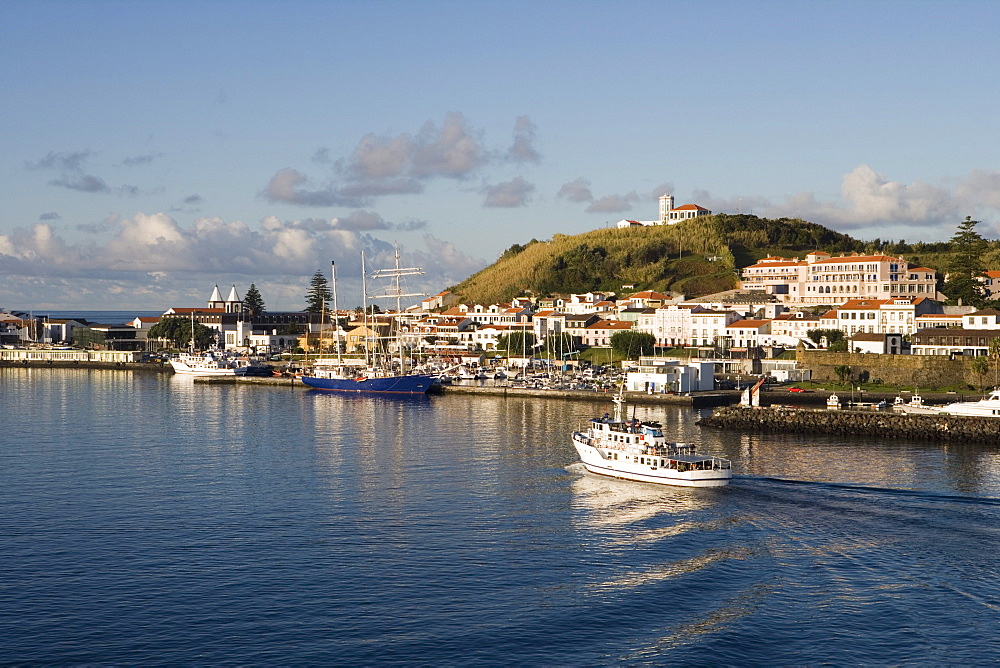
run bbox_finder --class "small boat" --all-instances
[895,389,1000,417]
[169,352,268,376]
[571,389,732,487]
[892,394,938,414]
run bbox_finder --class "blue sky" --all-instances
[3,0,999,311]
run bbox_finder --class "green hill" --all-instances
[449,214,874,304]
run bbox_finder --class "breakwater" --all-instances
[699,405,1000,443]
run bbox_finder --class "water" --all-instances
[2,368,999,664]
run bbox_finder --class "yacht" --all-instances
[571,391,732,487]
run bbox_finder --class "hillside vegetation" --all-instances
[449,214,867,304]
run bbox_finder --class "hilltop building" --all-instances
[615,194,712,228]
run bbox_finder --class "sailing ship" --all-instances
[301,250,436,395]
[571,387,732,487]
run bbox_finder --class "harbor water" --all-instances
[2,368,999,664]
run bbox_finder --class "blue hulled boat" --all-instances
[301,369,436,394]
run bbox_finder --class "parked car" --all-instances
[788,387,809,393]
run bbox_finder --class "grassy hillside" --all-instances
[449,214,879,304]
[449,218,737,305]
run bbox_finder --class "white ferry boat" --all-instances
[571,392,732,487]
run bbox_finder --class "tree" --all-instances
[989,337,1000,389]
[304,270,333,313]
[971,354,990,393]
[497,331,537,354]
[834,364,853,385]
[807,329,845,346]
[942,216,988,307]
[72,327,106,349]
[243,283,266,317]
[148,317,217,349]
[610,331,656,359]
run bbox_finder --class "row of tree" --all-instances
[496,330,656,360]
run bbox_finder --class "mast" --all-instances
[361,251,370,366]
[332,260,341,364]
[370,245,425,374]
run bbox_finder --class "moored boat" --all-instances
[301,361,436,394]
[895,389,1000,417]
[169,352,268,376]
[571,390,732,487]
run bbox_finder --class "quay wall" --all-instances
[439,384,738,407]
[797,350,975,389]
[699,405,1000,443]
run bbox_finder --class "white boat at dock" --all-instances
[894,390,1000,417]
[169,352,268,376]
[571,390,732,487]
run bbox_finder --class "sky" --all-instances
[3,0,1000,312]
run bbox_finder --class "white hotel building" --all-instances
[740,251,938,305]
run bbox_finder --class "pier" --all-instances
[699,405,1000,443]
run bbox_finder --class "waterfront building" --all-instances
[910,328,1000,356]
[625,358,716,393]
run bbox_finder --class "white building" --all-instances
[615,194,713,228]
[625,358,716,393]
[740,251,938,305]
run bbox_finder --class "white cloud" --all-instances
[0,212,486,310]
[264,112,526,208]
[506,116,541,164]
[482,177,535,208]
[557,178,593,203]
[586,192,640,214]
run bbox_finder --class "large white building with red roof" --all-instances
[740,250,939,305]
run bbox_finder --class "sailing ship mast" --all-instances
[331,260,342,364]
[370,246,424,374]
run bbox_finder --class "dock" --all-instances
[699,405,1000,443]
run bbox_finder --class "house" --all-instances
[582,320,633,348]
[628,290,671,309]
[850,332,904,355]
[910,328,1000,356]
[725,319,771,349]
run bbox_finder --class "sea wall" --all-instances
[797,350,976,389]
[699,405,1000,443]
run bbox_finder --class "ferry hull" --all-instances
[572,438,732,488]
[301,373,435,394]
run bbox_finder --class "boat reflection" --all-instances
[569,462,716,528]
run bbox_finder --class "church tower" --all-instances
[658,194,675,224]
[207,285,225,309]
[224,285,243,314]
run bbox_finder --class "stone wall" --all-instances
[699,405,1000,443]
[797,350,979,390]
